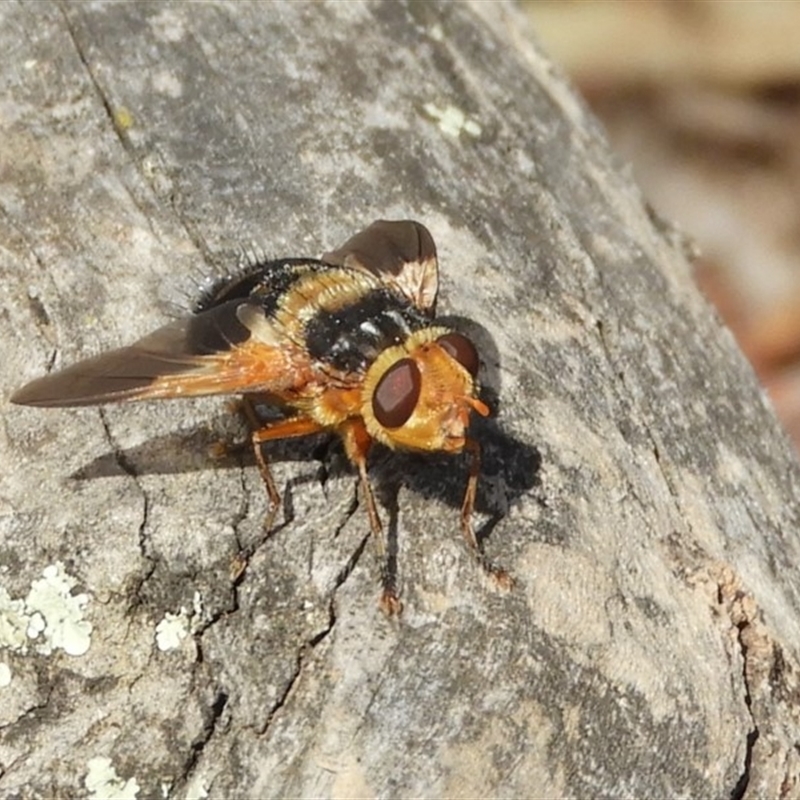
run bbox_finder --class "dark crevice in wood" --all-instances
[97,407,152,566]
[179,689,229,789]
[729,618,760,800]
[257,527,369,738]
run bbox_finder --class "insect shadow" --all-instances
[71,318,541,559]
[71,414,540,531]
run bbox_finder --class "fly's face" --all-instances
[362,327,489,453]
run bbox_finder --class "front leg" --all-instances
[461,438,514,590]
[339,419,401,615]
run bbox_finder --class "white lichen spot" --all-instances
[85,757,141,800]
[423,102,482,139]
[185,777,209,800]
[151,70,183,98]
[25,564,92,656]
[0,662,11,688]
[462,118,482,137]
[515,147,536,177]
[0,587,29,650]
[1,564,92,657]
[155,608,189,652]
[26,611,46,640]
[429,23,444,41]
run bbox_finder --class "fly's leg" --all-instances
[461,438,514,590]
[238,395,266,434]
[340,420,401,615]
[251,416,326,531]
[209,396,270,460]
[358,457,402,616]
[229,412,324,581]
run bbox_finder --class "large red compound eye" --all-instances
[372,358,421,428]
[437,332,480,377]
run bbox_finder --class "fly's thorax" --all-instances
[300,271,430,374]
[361,327,487,453]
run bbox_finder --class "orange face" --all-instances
[361,328,489,453]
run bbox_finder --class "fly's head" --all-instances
[362,327,489,454]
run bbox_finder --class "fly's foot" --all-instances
[487,565,515,591]
[472,548,515,591]
[379,589,403,616]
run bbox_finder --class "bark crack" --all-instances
[728,612,760,800]
[58,6,123,146]
[177,689,229,793]
[58,5,157,228]
[594,319,695,541]
[0,689,53,735]
[58,3,212,260]
[97,408,155,581]
[595,312,761,798]
[257,521,370,738]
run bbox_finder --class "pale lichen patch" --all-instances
[0,563,92,657]
[0,587,29,651]
[151,69,183,98]
[185,777,210,800]
[155,608,190,652]
[423,102,482,139]
[154,588,208,651]
[85,757,141,800]
[26,564,92,656]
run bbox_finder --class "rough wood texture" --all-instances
[2,2,800,798]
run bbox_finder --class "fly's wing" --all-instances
[194,257,318,313]
[322,220,438,315]
[10,299,308,407]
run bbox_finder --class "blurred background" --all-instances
[526,0,800,452]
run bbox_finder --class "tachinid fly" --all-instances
[11,220,511,613]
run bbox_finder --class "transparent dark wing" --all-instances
[322,220,438,315]
[11,299,303,407]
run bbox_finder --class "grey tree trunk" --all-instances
[2,2,799,798]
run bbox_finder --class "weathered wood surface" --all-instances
[2,2,800,798]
